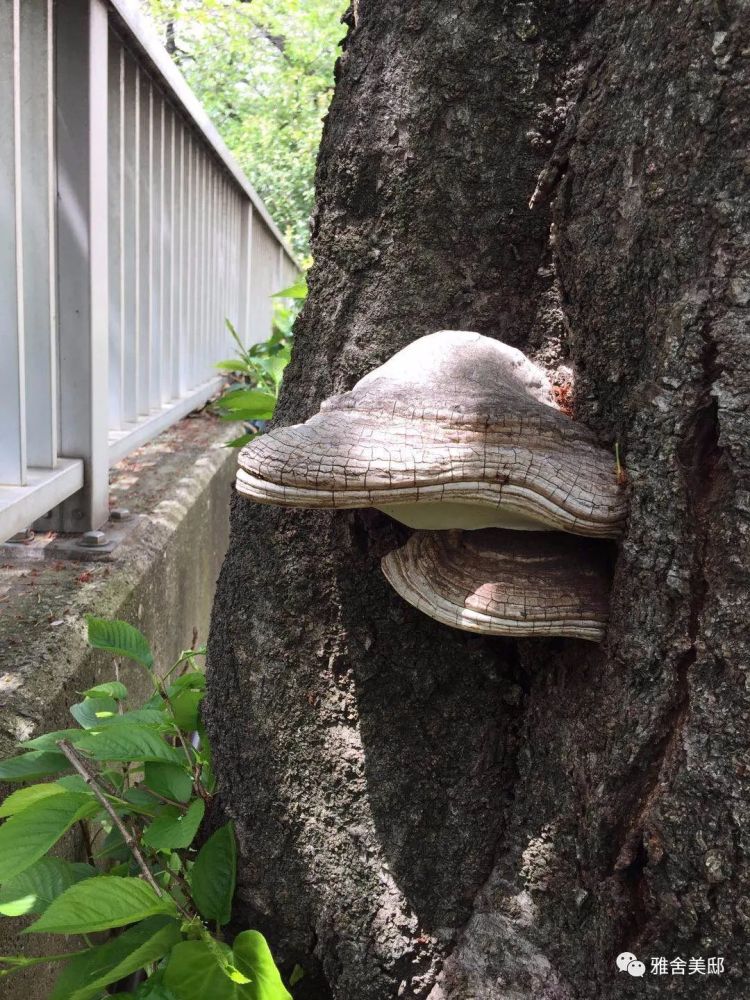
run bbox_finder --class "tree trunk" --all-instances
[206,2,750,998]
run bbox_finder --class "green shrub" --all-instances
[213,280,307,447]
[0,618,294,999]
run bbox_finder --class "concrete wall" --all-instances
[0,412,236,998]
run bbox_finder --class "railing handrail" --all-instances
[106,0,298,270]
[0,0,300,545]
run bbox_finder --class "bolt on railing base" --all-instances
[1,511,142,563]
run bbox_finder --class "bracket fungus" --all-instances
[381,529,611,641]
[236,330,626,538]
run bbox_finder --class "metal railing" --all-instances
[0,0,298,542]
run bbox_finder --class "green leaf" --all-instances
[0,792,97,882]
[142,800,205,852]
[20,729,87,752]
[233,930,292,999]
[0,782,66,818]
[82,681,128,701]
[55,774,91,794]
[99,708,165,727]
[86,617,153,668]
[134,967,178,999]
[49,915,181,1000]
[27,876,176,934]
[164,940,234,999]
[168,672,206,692]
[0,750,70,781]
[289,965,305,987]
[225,432,255,449]
[272,279,307,299]
[163,932,291,1000]
[214,359,254,374]
[0,858,95,916]
[122,787,161,815]
[225,318,245,353]
[189,823,236,926]
[169,688,203,732]
[70,696,119,729]
[98,825,130,863]
[215,388,277,418]
[75,725,184,765]
[256,354,289,390]
[144,762,193,804]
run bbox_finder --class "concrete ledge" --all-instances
[0,411,237,998]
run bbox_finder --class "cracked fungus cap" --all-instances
[382,529,611,641]
[236,330,627,538]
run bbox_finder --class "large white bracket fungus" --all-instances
[237,331,626,538]
[382,529,611,642]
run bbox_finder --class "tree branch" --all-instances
[56,740,164,899]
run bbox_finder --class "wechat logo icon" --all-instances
[617,952,646,978]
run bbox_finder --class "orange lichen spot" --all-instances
[552,382,574,416]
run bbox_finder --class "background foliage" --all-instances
[140,0,347,257]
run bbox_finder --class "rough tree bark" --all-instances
[206,2,749,998]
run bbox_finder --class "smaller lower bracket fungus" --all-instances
[381,529,611,641]
[236,330,627,538]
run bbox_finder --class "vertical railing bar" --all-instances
[20,0,58,470]
[219,178,227,353]
[189,137,196,390]
[200,150,209,381]
[190,130,197,392]
[159,97,165,403]
[227,184,235,344]
[0,0,26,485]
[161,102,172,404]
[117,46,125,428]
[53,0,109,529]
[234,193,243,338]
[107,37,124,433]
[135,62,141,418]
[223,181,230,352]
[134,60,142,418]
[46,0,58,465]
[175,121,184,396]
[149,87,162,410]
[197,150,205,383]
[117,44,125,426]
[137,70,150,414]
[228,184,236,342]
[187,132,196,392]
[121,51,138,424]
[209,163,215,371]
[239,198,254,351]
[195,154,208,385]
[217,177,225,353]
[210,164,219,373]
[228,185,235,342]
[167,102,173,402]
[181,130,191,395]
[213,167,220,370]
[205,163,213,374]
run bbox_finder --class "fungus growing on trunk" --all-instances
[381,528,611,641]
[236,330,626,537]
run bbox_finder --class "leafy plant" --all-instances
[213,281,307,448]
[0,617,293,1000]
[141,1,347,257]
